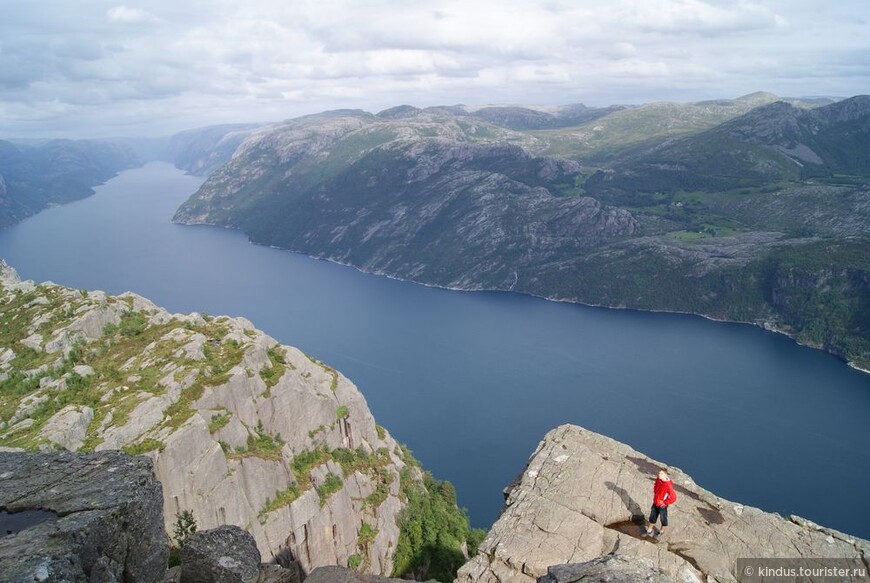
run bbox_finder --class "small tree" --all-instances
[173,510,197,548]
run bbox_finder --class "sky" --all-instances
[1,0,868,139]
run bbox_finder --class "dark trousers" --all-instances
[649,504,669,526]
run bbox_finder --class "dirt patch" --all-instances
[674,483,702,502]
[626,456,661,476]
[697,506,725,525]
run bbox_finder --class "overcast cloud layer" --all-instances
[1,0,867,138]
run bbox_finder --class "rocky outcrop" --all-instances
[304,565,431,583]
[457,425,869,583]
[538,556,675,583]
[0,260,413,574]
[0,450,167,583]
[180,525,261,583]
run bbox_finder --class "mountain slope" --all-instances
[586,95,870,194]
[173,98,870,370]
[174,109,637,290]
[529,92,828,163]
[0,139,139,227]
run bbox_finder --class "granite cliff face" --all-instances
[0,259,413,574]
[457,425,869,583]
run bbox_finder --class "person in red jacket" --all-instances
[643,467,677,537]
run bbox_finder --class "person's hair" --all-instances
[659,467,669,474]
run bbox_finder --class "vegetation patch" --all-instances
[260,346,288,388]
[259,484,301,522]
[290,448,332,490]
[316,472,343,505]
[119,311,148,337]
[347,554,362,570]
[208,409,232,433]
[230,420,284,460]
[392,449,483,583]
[122,438,165,455]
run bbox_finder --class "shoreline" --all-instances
[173,217,870,376]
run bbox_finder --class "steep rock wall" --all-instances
[0,259,410,574]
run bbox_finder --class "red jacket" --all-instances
[654,477,677,507]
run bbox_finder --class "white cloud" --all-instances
[106,5,158,24]
[0,0,866,138]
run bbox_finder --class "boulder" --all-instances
[457,425,870,583]
[539,555,675,583]
[180,525,261,583]
[40,404,94,450]
[304,565,433,583]
[257,564,301,583]
[0,450,168,583]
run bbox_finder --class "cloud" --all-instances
[620,0,785,35]
[106,5,158,24]
[0,0,866,138]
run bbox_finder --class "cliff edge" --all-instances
[0,259,414,574]
[457,425,869,583]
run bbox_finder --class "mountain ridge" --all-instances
[0,139,138,227]
[173,96,870,370]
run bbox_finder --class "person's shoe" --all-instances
[653,530,664,538]
[641,528,653,536]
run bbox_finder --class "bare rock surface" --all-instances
[0,259,411,574]
[457,425,869,583]
[180,525,261,583]
[305,565,435,583]
[0,450,167,583]
[539,555,675,583]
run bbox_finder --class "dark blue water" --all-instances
[1,163,868,538]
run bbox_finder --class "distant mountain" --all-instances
[586,95,870,195]
[464,103,626,130]
[533,92,831,163]
[173,96,870,369]
[0,139,138,227]
[164,123,262,175]
[174,109,636,286]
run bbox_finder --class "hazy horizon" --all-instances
[2,0,868,139]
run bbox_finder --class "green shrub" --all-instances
[260,347,287,388]
[119,311,148,337]
[347,554,362,570]
[122,438,165,455]
[259,484,301,521]
[392,471,477,583]
[288,448,333,494]
[173,510,197,548]
[208,410,232,433]
[358,522,378,547]
[317,472,343,505]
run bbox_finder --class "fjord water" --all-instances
[1,163,868,538]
